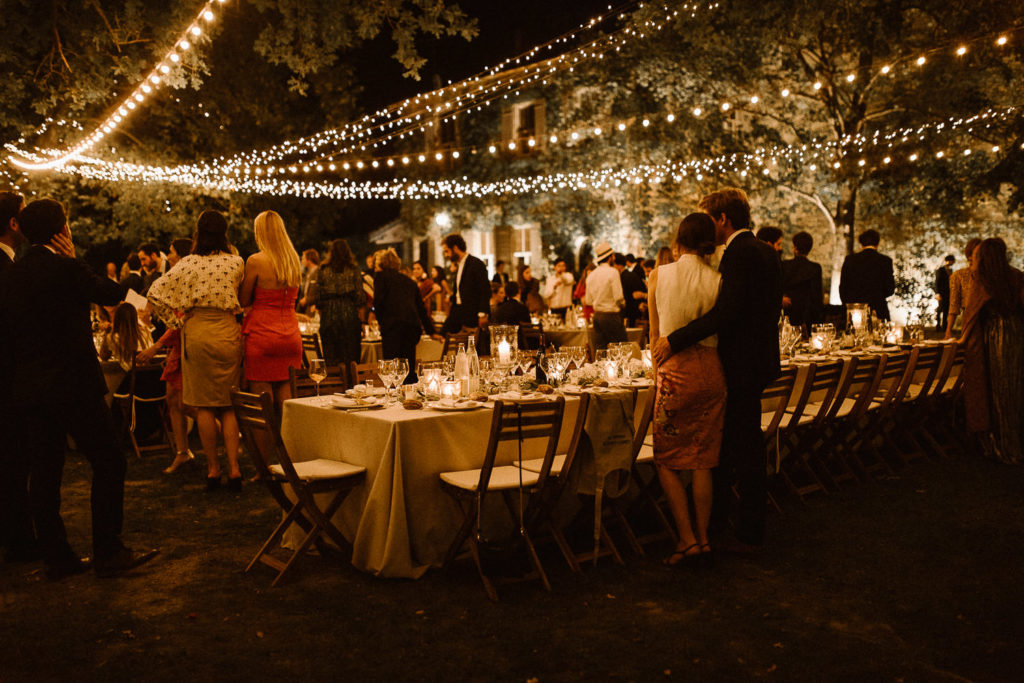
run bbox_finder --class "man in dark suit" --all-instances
[652,188,782,551]
[0,190,38,563]
[839,229,896,321]
[120,252,145,297]
[440,233,490,334]
[0,198,157,580]
[493,281,532,326]
[491,260,510,289]
[619,254,647,327]
[781,231,824,334]
[934,255,954,331]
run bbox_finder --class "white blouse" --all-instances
[654,254,721,348]
[147,253,243,328]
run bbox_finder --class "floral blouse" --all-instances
[147,253,244,328]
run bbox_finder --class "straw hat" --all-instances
[594,241,614,263]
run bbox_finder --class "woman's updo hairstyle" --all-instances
[676,212,717,256]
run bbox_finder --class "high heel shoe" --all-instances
[206,475,222,491]
[226,476,242,492]
[163,450,195,474]
[662,543,701,568]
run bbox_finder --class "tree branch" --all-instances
[87,0,122,53]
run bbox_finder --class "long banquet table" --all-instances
[280,385,649,579]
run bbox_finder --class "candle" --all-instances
[441,380,459,400]
[811,334,825,351]
[497,339,511,365]
[605,361,618,381]
[850,309,863,329]
[885,326,903,345]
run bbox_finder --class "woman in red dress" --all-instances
[239,210,303,411]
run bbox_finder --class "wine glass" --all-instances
[378,359,396,403]
[309,358,327,404]
[394,358,409,392]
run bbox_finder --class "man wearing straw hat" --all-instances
[584,241,626,350]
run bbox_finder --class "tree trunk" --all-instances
[830,181,858,302]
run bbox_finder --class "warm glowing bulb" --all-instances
[617,122,626,131]
[160,65,171,74]
[666,113,675,122]
[813,81,822,90]
[996,36,1007,46]
[179,40,191,50]
[909,153,918,161]
[488,145,496,154]
[549,135,558,144]
[781,88,790,97]
[721,102,731,111]
[592,128,601,136]
[190,26,202,36]
[936,151,945,158]
[883,156,891,164]
[916,56,926,66]
[692,107,702,116]
[203,10,214,21]
[956,46,967,56]
[642,118,650,127]
[169,53,180,63]
[846,73,855,82]
[435,152,443,160]
[750,96,759,104]
[881,65,891,74]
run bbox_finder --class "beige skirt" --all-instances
[182,308,241,408]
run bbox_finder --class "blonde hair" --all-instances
[253,210,301,287]
[374,247,402,271]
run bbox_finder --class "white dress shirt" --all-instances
[0,241,15,262]
[454,255,466,305]
[584,262,624,313]
[544,272,575,309]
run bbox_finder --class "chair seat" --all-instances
[440,465,541,491]
[636,443,654,464]
[517,454,567,474]
[269,459,366,482]
[831,397,857,418]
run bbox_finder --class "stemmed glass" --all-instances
[309,358,327,404]
[378,359,397,404]
[394,358,410,396]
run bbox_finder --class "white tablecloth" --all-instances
[280,385,651,579]
[544,326,646,351]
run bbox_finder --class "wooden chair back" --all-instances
[231,388,284,482]
[828,354,885,420]
[477,397,566,492]
[906,344,946,400]
[524,394,590,524]
[519,322,544,351]
[788,359,844,427]
[112,358,171,458]
[761,365,798,438]
[442,331,473,358]
[348,361,382,387]
[300,333,323,368]
[289,364,349,398]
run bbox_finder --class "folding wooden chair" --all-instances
[888,344,946,463]
[441,331,474,358]
[817,354,886,484]
[911,343,960,458]
[231,388,366,586]
[439,397,566,601]
[778,360,843,501]
[348,361,382,387]
[111,359,173,459]
[516,394,592,573]
[289,364,349,398]
[608,388,678,557]
[760,366,799,510]
[300,333,323,368]
[519,322,544,351]
[855,350,914,471]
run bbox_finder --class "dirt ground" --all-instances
[1,443,1023,682]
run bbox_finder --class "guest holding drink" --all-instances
[147,210,244,491]
[308,238,365,368]
[239,210,303,410]
[649,213,726,566]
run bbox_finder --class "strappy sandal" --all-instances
[662,543,701,567]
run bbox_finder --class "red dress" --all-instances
[242,286,302,382]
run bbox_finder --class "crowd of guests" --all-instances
[1,185,1022,584]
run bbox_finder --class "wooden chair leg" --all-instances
[522,532,551,592]
[548,523,581,573]
[247,499,307,574]
[466,537,499,602]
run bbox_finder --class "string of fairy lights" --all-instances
[33,107,1020,202]
[3,0,1021,205]
[8,0,227,171]
[6,0,675,172]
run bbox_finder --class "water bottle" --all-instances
[467,335,480,393]
[454,343,470,396]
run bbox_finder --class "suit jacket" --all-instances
[782,255,823,328]
[0,246,123,407]
[120,271,144,298]
[666,231,782,392]
[839,248,895,320]
[445,254,490,332]
[934,266,951,299]
[0,247,13,272]
[492,271,510,288]
[493,297,532,326]
[620,268,647,326]
[372,269,434,338]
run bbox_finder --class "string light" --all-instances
[26,107,1015,201]
[8,1,223,171]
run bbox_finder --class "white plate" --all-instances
[332,396,385,409]
[428,400,482,411]
[344,386,386,397]
[494,392,548,403]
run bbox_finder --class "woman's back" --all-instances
[655,255,720,345]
